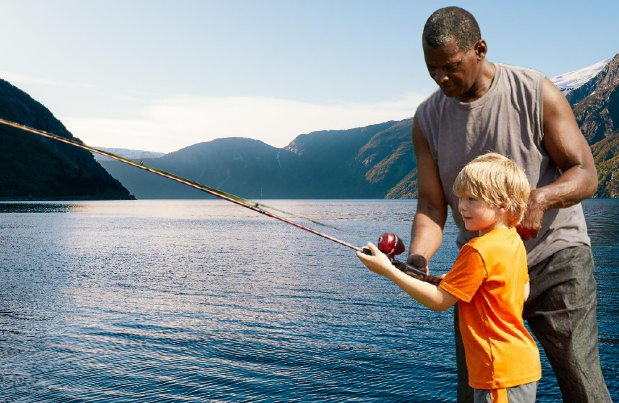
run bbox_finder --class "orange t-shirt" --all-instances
[439,227,541,389]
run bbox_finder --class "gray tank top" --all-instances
[415,63,589,266]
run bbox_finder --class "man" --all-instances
[409,6,611,402]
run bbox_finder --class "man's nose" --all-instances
[433,69,449,85]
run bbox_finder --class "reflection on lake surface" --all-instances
[0,199,617,402]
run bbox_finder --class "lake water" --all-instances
[0,199,617,402]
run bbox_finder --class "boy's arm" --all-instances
[357,243,458,312]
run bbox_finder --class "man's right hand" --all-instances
[516,189,545,240]
[407,254,430,275]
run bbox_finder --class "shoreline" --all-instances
[0,195,136,202]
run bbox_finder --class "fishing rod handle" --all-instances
[391,259,442,286]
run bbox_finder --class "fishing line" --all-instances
[0,117,442,284]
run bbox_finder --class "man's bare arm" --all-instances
[518,78,598,240]
[409,116,448,264]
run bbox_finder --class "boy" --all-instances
[357,153,541,403]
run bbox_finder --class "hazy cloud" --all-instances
[62,93,428,153]
[0,71,75,87]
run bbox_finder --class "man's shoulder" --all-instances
[416,88,447,116]
[417,88,442,105]
[496,63,546,84]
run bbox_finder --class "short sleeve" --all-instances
[522,266,530,284]
[439,245,487,302]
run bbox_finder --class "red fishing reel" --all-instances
[377,233,406,260]
[362,233,441,285]
[361,232,405,260]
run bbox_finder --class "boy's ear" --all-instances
[498,202,510,213]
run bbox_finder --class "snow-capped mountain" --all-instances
[551,59,610,95]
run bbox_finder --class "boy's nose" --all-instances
[458,202,467,213]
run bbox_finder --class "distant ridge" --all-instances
[98,54,619,200]
[92,147,165,163]
[98,121,411,199]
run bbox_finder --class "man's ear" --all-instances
[474,39,488,61]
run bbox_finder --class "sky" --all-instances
[1,0,618,153]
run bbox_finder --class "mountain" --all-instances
[101,137,298,199]
[0,79,133,200]
[591,136,619,198]
[356,119,417,198]
[567,53,619,144]
[99,121,413,199]
[92,148,164,163]
[99,54,619,200]
[566,53,619,197]
[550,59,610,95]
[4,54,618,202]
[280,121,406,198]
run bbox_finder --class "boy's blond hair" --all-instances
[453,152,530,226]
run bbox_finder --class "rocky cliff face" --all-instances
[567,53,619,144]
[562,53,619,197]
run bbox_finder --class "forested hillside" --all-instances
[0,79,133,200]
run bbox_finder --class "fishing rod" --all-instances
[0,118,442,285]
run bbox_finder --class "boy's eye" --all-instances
[467,196,478,202]
[458,196,477,204]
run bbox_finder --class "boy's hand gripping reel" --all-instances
[363,233,442,285]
